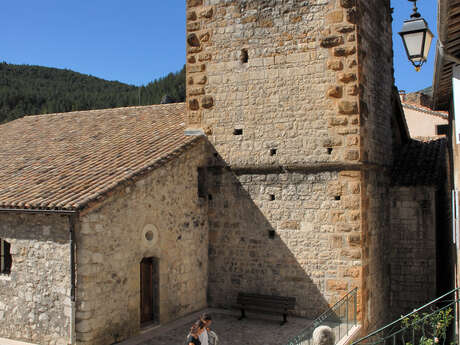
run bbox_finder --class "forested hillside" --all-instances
[0,62,185,123]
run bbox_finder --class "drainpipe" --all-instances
[69,214,77,345]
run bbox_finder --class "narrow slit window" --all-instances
[327,148,333,155]
[0,239,12,274]
[240,49,248,63]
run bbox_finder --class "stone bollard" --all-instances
[313,325,335,345]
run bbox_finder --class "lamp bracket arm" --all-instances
[439,40,460,65]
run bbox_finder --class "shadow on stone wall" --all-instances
[0,213,69,244]
[205,155,340,320]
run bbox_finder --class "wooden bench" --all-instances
[236,292,296,325]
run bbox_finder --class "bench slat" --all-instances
[238,293,294,300]
[236,292,296,325]
[237,294,295,309]
[236,305,291,314]
[238,296,294,305]
[238,296,293,302]
[238,301,295,309]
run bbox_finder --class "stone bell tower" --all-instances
[186,0,395,333]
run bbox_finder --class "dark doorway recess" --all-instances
[140,257,159,326]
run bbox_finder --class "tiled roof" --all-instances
[402,102,449,119]
[0,103,200,211]
[391,138,447,187]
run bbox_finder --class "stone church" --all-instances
[0,1,451,345]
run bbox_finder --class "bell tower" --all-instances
[186,0,396,333]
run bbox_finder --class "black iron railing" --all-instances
[284,287,359,345]
[350,288,459,345]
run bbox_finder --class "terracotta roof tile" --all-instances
[0,103,200,211]
[391,138,447,187]
[402,102,449,119]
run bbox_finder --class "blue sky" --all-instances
[1,1,437,92]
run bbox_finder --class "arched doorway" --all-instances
[140,257,159,325]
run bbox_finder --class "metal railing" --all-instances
[350,288,460,345]
[284,287,359,345]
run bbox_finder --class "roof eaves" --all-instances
[433,0,460,110]
[76,135,205,214]
[394,87,411,144]
[402,102,449,119]
[0,135,205,214]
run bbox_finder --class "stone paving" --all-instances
[118,308,314,345]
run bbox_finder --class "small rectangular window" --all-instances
[240,49,248,64]
[436,124,448,135]
[0,239,12,274]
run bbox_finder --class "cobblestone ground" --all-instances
[118,309,313,345]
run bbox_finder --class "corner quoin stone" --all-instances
[187,22,201,32]
[189,87,205,96]
[187,0,203,8]
[200,8,213,18]
[187,33,201,47]
[187,11,197,21]
[338,100,358,114]
[340,0,356,8]
[189,99,200,111]
[334,46,356,57]
[327,86,343,98]
[320,35,344,48]
[201,96,214,109]
[328,60,344,71]
[339,72,357,83]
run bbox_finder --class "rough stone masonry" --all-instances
[185,0,394,333]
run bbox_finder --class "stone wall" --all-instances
[74,140,210,345]
[389,186,437,318]
[186,0,361,167]
[185,0,397,333]
[0,213,71,345]
[207,166,362,318]
[356,0,394,166]
[357,0,394,332]
[361,170,391,331]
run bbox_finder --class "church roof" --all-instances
[0,103,200,211]
[391,138,447,187]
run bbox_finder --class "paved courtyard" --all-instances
[118,308,314,345]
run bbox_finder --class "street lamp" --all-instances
[399,0,434,72]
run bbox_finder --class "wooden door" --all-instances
[140,257,158,325]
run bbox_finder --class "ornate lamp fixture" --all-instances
[399,0,434,71]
